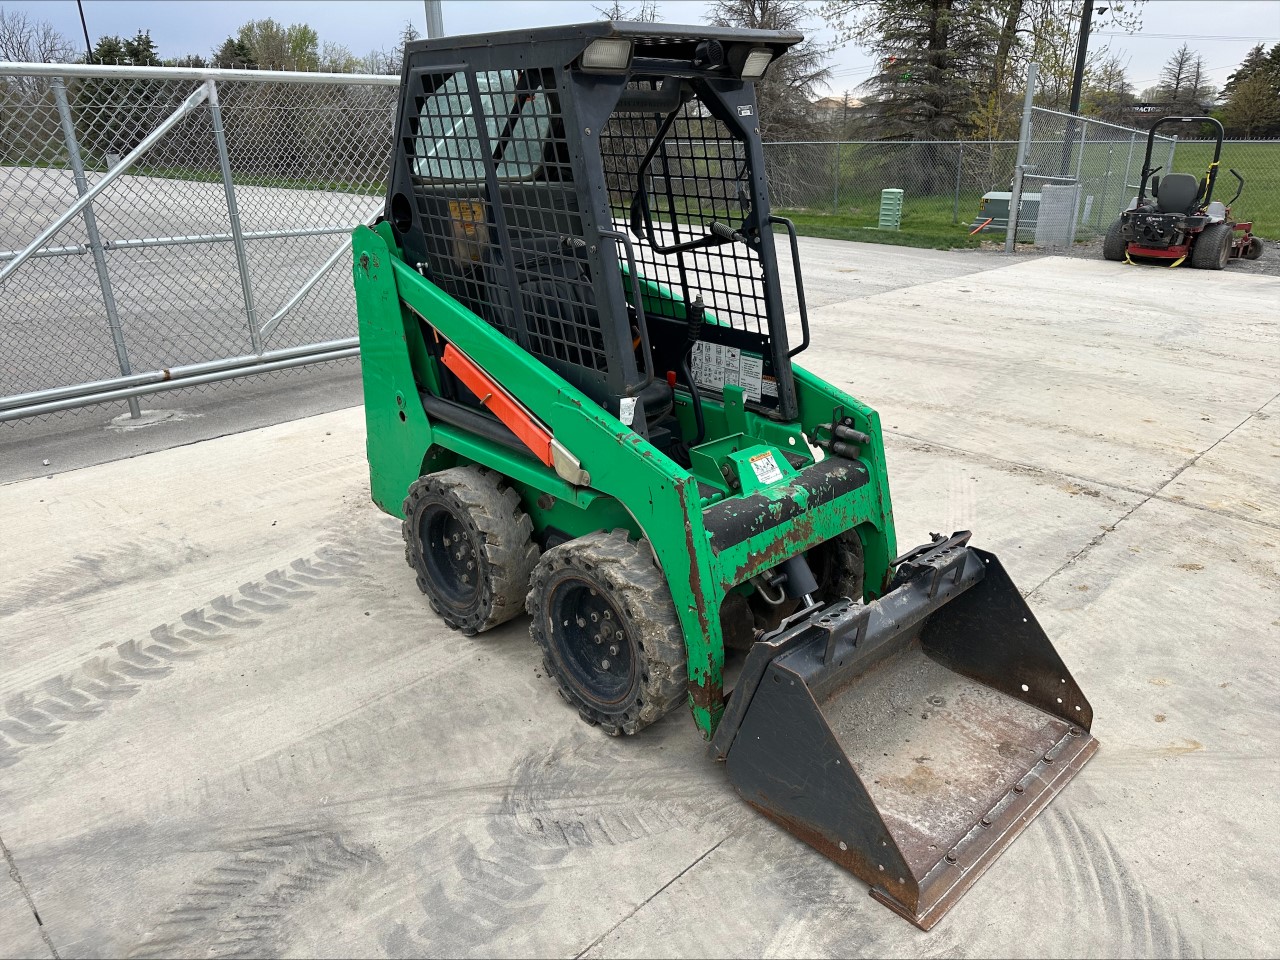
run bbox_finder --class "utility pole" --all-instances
[1068,0,1097,115]
[75,0,93,58]
[424,0,445,39]
[1059,0,1104,176]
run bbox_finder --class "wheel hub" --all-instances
[548,577,634,706]
[420,505,479,608]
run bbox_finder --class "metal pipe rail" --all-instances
[0,340,359,423]
[0,61,399,85]
[0,226,356,261]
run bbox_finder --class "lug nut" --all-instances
[609,645,620,656]
[601,659,610,669]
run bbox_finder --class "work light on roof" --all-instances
[581,38,633,72]
[739,48,773,79]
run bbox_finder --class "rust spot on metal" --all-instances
[679,482,722,718]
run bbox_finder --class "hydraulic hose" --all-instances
[679,353,706,446]
[683,295,707,446]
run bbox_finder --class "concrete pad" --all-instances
[0,876,47,960]
[1160,394,1280,529]
[0,405,1247,959]
[0,249,1276,958]
[774,236,1007,307]
[801,257,1280,494]
[581,497,1280,959]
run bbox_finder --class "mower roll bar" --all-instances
[1138,116,1224,208]
[1227,169,1245,206]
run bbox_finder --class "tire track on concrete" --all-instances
[0,546,364,771]
[1041,804,1199,957]
[0,539,204,620]
[128,828,381,959]
[499,735,734,851]
[381,820,569,959]
[761,803,1197,958]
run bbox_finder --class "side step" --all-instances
[711,533,1098,929]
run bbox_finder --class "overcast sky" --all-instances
[7,0,1280,95]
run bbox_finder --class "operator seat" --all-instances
[1155,173,1200,215]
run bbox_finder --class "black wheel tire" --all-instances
[809,529,866,604]
[1191,222,1233,270]
[527,530,686,736]
[1244,236,1264,260]
[1102,218,1127,261]
[403,466,539,635]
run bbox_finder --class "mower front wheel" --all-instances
[1244,236,1264,260]
[1191,223,1233,270]
[1102,218,1126,261]
[527,530,687,736]
[403,466,540,635]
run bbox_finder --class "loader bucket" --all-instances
[711,534,1098,930]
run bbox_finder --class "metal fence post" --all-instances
[1166,134,1177,175]
[1069,118,1088,244]
[1122,132,1136,193]
[952,141,964,224]
[51,76,141,419]
[1098,141,1114,228]
[1006,63,1037,254]
[831,143,840,214]
[206,78,262,354]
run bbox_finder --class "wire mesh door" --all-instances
[599,85,793,415]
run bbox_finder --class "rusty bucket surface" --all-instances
[711,536,1098,930]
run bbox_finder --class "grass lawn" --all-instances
[1159,141,1278,238]
[775,195,989,250]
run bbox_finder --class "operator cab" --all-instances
[382,22,808,459]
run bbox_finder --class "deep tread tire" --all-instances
[527,530,686,736]
[1191,222,1233,270]
[403,466,539,635]
[1102,218,1127,261]
[810,529,866,604]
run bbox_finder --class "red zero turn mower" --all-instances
[1103,116,1263,269]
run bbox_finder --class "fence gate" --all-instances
[1006,65,1178,251]
[0,62,398,422]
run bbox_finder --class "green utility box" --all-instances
[878,188,903,229]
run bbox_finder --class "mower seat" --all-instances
[1156,173,1200,214]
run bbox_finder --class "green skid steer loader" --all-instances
[353,22,1098,929]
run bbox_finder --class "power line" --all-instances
[1095,32,1280,40]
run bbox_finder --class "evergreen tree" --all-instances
[213,36,256,69]
[88,34,127,65]
[123,30,159,66]
[1220,43,1280,137]
[845,0,991,140]
[1156,43,1215,113]
[707,0,832,140]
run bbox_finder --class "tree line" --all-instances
[0,7,421,75]
[3,1,1276,143]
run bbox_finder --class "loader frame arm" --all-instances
[353,222,896,735]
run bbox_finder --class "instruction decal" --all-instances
[691,342,764,402]
[749,451,784,485]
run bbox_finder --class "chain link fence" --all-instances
[4,62,1276,423]
[1007,104,1178,248]
[0,62,397,422]
[762,140,1020,227]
